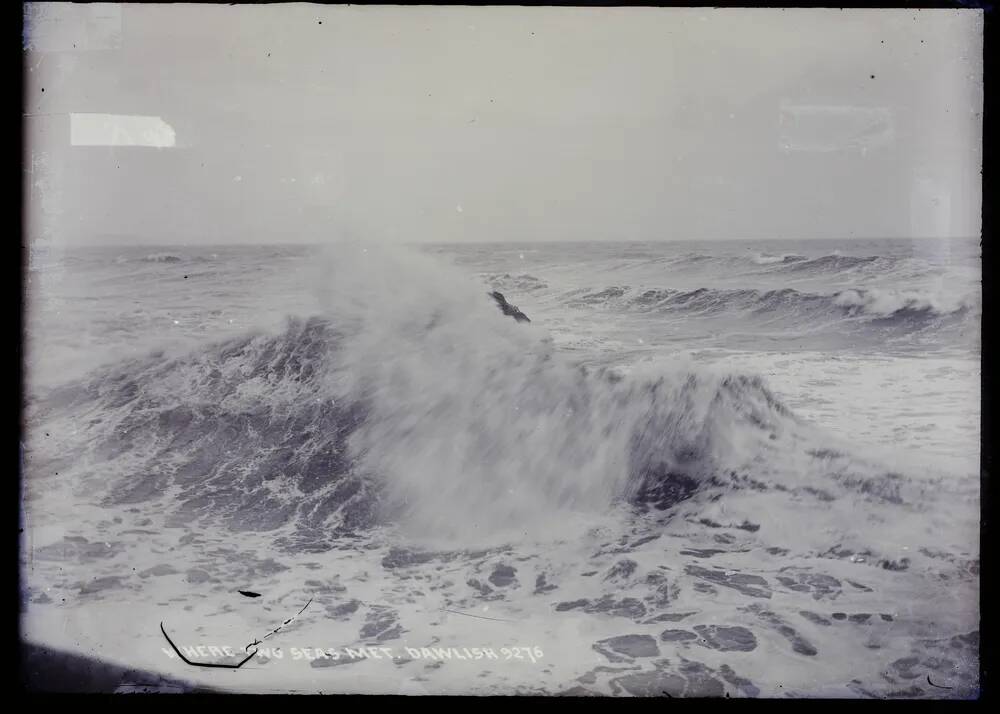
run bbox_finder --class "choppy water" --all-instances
[21,238,980,696]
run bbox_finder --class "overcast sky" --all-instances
[24,4,983,245]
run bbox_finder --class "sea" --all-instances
[21,237,981,696]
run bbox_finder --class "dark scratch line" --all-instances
[927,675,952,690]
[161,622,257,669]
[244,598,313,652]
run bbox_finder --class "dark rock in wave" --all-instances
[489,291,531,322]
[630,469,700,511]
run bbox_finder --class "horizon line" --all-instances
[27,235,981,249]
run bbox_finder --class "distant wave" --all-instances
[562,285,975,325]
[116,252,217,265]
[142,253,185,263]
[752,253,807,265]
[775,253,891,274]
[482,272,548,293]
[636,251,901,276]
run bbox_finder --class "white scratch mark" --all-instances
[70,113,176,148]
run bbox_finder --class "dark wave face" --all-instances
[30,319,377,551]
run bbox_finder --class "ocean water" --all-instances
[21,238,980,696]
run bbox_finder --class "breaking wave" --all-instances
[26,243,920,547]
[645,251,892,274]
[481,272,549,293]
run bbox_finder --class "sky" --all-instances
[23,4,984,245]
